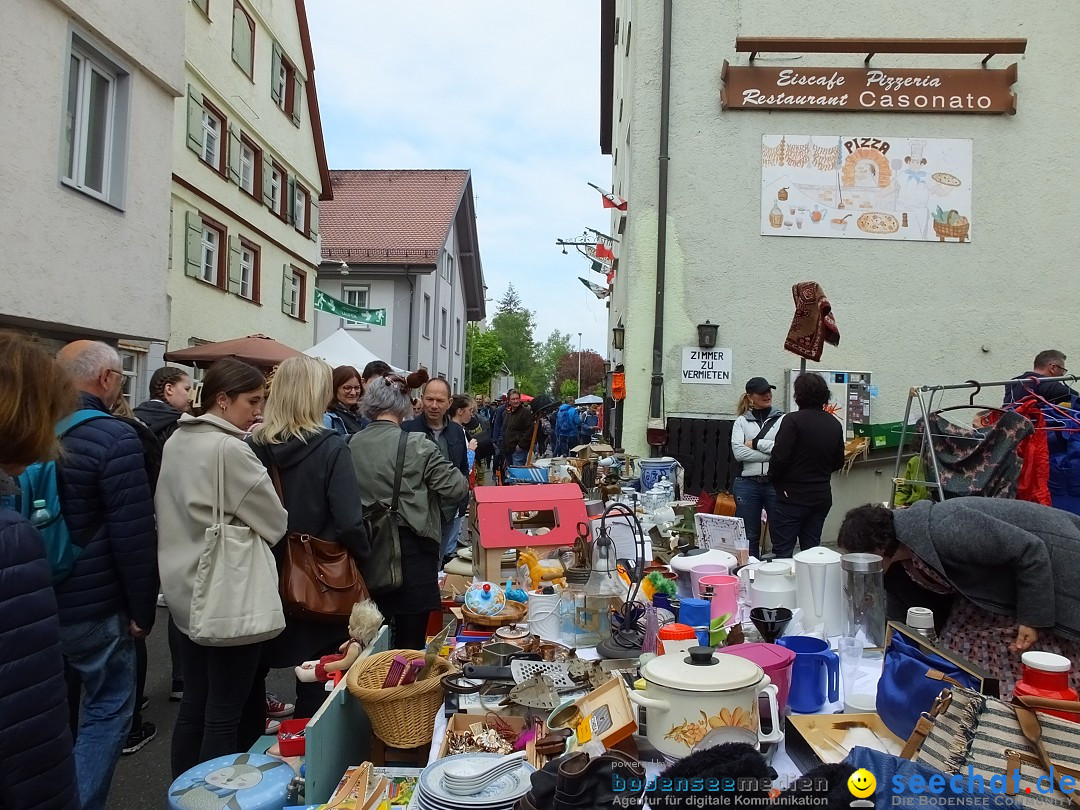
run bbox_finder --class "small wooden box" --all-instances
[438,714,544,769]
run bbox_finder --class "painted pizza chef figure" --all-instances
[894,140,932,237]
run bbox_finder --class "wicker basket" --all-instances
[462,599,528,628]
[346,649,454,748]
[933,217,969,242]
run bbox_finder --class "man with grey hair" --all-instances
[1004,349,1079,406]
[53,340,157,810]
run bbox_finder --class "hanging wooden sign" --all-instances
[720,62,1017,115]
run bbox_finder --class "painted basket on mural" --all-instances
[932,217,970,242]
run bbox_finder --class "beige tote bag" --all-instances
[188,437,285,646]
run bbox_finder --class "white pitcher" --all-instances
[745,560,797,610]
[793,546,843,636]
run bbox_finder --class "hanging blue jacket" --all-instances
[0,508,79,809]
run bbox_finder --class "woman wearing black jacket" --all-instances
[250,356,368,718]
[768,373,846,558]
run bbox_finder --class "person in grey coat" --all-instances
[838,497,1080,694]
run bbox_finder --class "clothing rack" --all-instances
[889,374,1080,506]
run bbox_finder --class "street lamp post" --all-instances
[577,332,583,397]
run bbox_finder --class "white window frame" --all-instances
[270,165,284,216]
[341,285,371,330]
[239,242,255,300]
[289,271,302,317]
[274,60,288,111]
[443,252,453,281]
[201,224,220,284]
[294,184,307,234]
[63,43,120,203]
[440,308,448,348]
[239,141,256,194]
[423,294,431,339]
[201,108,222,168]
[118,349,139,405]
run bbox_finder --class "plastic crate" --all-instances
[852,421,914,449]
[276,718,309,757]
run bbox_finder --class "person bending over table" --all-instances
[838,496,1080,695]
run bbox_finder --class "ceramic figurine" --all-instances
[295,600,384,683]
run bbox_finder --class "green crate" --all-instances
[853,421,915,450]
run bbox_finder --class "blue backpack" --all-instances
[19,409,113,583]
[556,406,576,435]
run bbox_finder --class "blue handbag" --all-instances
[876,623,987,741]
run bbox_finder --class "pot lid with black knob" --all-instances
[641,645,765,692]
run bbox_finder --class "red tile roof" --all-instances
[320,169,470,264]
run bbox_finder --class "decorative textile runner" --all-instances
[783,281,840,362]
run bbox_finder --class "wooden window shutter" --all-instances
[261,153,274,206]
[227,236,242,294]
[231,7,245,67]
[287,176,296,224]
[280,264,292,314]
[270,43,283,103]
[186,86,204,154]
[227,125,241,184]
[309,198,319,239]
[291,75,303,126]
[184,211,203,278]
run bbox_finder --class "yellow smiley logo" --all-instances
[848,769,876,798]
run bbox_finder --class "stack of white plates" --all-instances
[411,753,535,810]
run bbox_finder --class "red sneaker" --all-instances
[266,693,295,718]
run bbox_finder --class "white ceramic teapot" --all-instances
[793,546,843,636]
[739,560,797,610]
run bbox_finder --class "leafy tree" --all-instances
[527,330,573,396]
[490,283,538,394]
[554,350,606,398]
[464,323,507,394]
[559,379,578,399]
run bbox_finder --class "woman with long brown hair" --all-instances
[0,331,80,809]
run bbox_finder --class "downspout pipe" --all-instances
[648,0,673,443]
[405,266,415,370]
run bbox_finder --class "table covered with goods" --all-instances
[167,444,1080,810]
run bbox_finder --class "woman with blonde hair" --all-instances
[249,355,367,717]
[0,331,80,809]
[730,377,784,558]
[156,358,288,776]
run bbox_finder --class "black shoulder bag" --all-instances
[362,431,408,595]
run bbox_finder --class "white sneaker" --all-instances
[157,593,167,608]
[265,718,281,735]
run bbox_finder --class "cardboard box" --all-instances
[571,443,614,460]
[438,713,544,769]
[785,713,904,773]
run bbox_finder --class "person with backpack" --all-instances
[52,340,158,810]
[554,397,581,457]
[349,374,468,649]
[0,331,81,810]
[248,356,368,719]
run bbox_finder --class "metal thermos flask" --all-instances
[841,553,885,648]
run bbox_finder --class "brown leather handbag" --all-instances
[270,463,369,623]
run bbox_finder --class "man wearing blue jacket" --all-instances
[55,341,158,810]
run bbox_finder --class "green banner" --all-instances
[314,288,387,326]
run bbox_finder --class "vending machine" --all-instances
[786,369,872,438]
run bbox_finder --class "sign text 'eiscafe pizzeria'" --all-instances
[720,62,1017,115]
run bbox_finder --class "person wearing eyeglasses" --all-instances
[324,365,366,436]
[1004,349,1078,406]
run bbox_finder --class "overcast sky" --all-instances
[306,1,614,354]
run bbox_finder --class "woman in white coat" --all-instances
[730,377,784,558]
[156,358,288,778]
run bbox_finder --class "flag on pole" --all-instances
[578,277,610,299]
[590,261,606,275]
[587,182,628,211]
[594,242,615,261]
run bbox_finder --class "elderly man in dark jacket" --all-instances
[55,340,157,810]
[501,389,535,467]
[403,378,468,562]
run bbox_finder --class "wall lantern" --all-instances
[612,320,625,351]
[697,320,719,349]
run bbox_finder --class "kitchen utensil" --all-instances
[418,753,535,809]
[626,646,783,758]
[837,636,871,713]
[442,751,527,796]
[749,606,792,644]
[509,660,576,689]
[670,548,738,598]
[1014,651,1080,721]
[657,623,697,657]
[841,553,885,648]
[778,635,840,713]
[739,560,797,610]
[481,643,523,667]
[638,457,679,492]
[793,546,843,636]
[718,642,797,718]
[677,597,712,646]
[699,574,740,627]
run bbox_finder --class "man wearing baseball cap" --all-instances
[731,376,784,558]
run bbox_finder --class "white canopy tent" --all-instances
[303,329,403,373]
